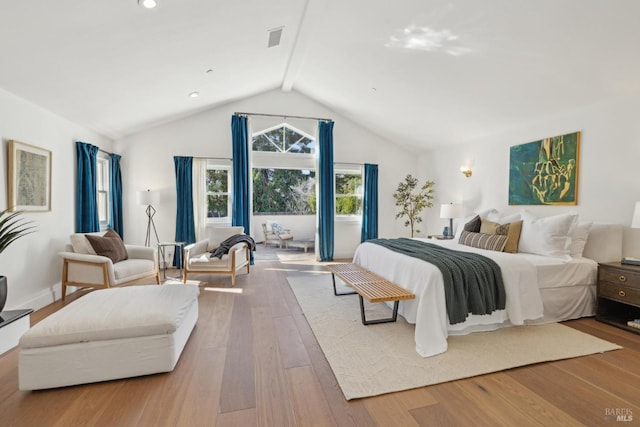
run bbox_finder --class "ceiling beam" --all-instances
[281,0,326,92]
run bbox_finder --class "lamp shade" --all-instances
[631,201,640,229]
[137,189,160,206]
[440,203,463,219]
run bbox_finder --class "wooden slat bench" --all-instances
[326,263,415,325]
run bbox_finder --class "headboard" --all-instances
[582,223,622,263]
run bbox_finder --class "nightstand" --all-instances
[596,262,640,334]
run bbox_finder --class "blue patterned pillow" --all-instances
[271,222,283,234]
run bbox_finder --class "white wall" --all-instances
[0,89,112,310]
[418,93,640,257]
[116,89,418,259]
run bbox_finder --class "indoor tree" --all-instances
[393,174,435,237]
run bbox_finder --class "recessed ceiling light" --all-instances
[189,91,200,98]
[138,0,157,9]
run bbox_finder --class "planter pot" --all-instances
[0,276,6,313]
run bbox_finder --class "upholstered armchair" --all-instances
[261,220,293,248]
[59,230,160,300]
[183,226,251,286]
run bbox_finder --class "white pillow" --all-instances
[569,221,593,258]
[518,211,578,260]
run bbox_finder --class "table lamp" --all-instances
[622,201,640,265]
[439,203,463,238]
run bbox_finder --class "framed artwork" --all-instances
[7,140,52,212]
[509,131,580,205]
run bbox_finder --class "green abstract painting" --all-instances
[509,132,580,205]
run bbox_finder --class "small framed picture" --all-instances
[7,140,52,212]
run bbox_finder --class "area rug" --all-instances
[287,273,622,400]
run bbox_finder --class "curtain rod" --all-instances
[98,148,114,156]
[234,111,333,122]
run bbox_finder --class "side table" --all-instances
[0,309,33,355]
[158,241,186,280]
[596,262,640,334]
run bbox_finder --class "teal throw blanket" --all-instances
[367,238,506,324]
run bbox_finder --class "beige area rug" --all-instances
[287,273,622,400]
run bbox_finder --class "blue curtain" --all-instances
[75,141,100,233]
[109,153,124,238]
[318,121,335,261]
[231,114,254,264]
[174,156,195,267]
[361,163,379,242]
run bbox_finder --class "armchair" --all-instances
[59,231,160,300]
[183,226,251,286]
[262,221,293,248]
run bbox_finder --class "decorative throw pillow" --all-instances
[85,229,128,263]
[458,230,508,252]
[463,215,481,233]
[271,222,283,234]
[480,219,523,254]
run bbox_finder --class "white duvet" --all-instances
[353,238,544,357]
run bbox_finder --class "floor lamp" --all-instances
[137,189,160,247]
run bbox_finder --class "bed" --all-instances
[352,214,622,358]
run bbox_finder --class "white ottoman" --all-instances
[19,284,199,390]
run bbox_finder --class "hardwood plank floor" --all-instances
[1,259,639,426]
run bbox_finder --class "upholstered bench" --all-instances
[18,284,199,390]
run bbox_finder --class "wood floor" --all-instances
[1,259,640,427]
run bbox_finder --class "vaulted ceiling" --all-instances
[1,0,639,151]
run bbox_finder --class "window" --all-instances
[96,154,110,229]
[206,163,231,220]
[335,165,363,217]
[252,123,316,216]
[253,123,315,154]
[253,168,316,215]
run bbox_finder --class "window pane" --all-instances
[253,168,316,214]
[98,191,108,222]
[335,172,362,215]
[253,125,314,154]
[253,133,280,152]
[207,195,228,218]
[207,169,228,192]
[336,196,362,215]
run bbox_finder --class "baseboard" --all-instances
[11,283,69,312]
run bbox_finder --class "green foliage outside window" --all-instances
[207,169,229,218]
[335,173,362,215]
[253,168,316,214]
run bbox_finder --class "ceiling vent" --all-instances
[267,27,284,48]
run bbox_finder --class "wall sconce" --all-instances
[460,166,472,178]
[138,0,157,9]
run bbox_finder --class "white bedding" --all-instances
[352,238,597,357]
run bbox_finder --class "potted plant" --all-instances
[0,209,35,313]
[393,174,435,237]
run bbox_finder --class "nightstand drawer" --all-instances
[598,281,640,306]
[599,267,640,288]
